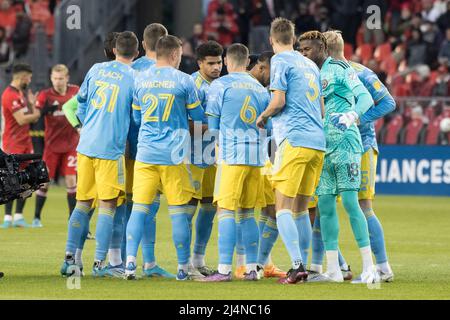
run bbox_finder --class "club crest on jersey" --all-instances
[322,79,329,90]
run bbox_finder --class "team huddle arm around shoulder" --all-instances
[205,80,224,133]
[185,76,203,122]
[63,96,81,128]
[359,92,396,125]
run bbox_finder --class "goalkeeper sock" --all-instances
[318,195,339,251]
[142,195,160,264]
[169,206,193,266]
[218,210,235,273]
[364,208,388,264]
[341,191,370,249]
[293,211,312,267]
[239,209,259,266]
[34,188,47,220]
[65,203,91,255]
[126,203,150,261]
[193,203,216,266]
[257,217,278,266]
[276,209,303,269]
[94,207,116,262]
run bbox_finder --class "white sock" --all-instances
[144,262,156,270]
[246,264,258,273]
[360,246,374,272]
[310,264,323,274]
[4,215,12,222]
[126,255,136,266]
[178,264,189,272]
[193,254,205,268]
[377,262,392,274]
[236,254,246,268]
[326,250,340,274]
[218,264,232,275]
[13,214,23,221]
[75,249,83,266]
[108,249,122,267]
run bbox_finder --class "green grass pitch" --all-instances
[0,186,449,300]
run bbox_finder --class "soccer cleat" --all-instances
[234,266,246,279]
[0,221,12,229]
[199,272,232,282]
[307,271,344,283]
[187,265,206,281]
[351,267,381,284]
[125,262,137,280]
[143,265,176,279]
[243,270,259,281]
[92,261,124,278]
[341,265,353,281]
[60,256,79,277]
[277,264,308,284]
[87,232,95,240]
[264,264,287,278]
[377,269,394,283]
[195,265,216,277]
[176,270,189,281]
[12,218,30,228]
[32,219,43,228]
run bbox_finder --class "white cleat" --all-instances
[351,266,381,284]
[188,265,205,281]
[307,271,344,283]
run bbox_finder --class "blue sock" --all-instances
[218,210,236,266]
[239,209,259,265]
[121,196,133,263]
[276,209,303,268]
[65,203,91,254]
[364,208,388,264]
[293,211,312,267]
[142,195,161,264]
[338,250,348,269]
[126,203,150,261]
[235,213,245,256]
[95,207,116,262]
[311,214,325,266]
[78,209,94,251]
[257,217,278,266]
[169,206,193,266]
[193,203,216,256]
[110,204,126,250]
[258,210,269,237]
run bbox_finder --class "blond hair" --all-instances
[270,17,295,45]
[51,64,69,75]
[323,30,345,57]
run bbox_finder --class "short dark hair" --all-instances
[258,51,274,64]
[104,32,119,61]
[144,23,168,51]
[115,31,139,59]
[196,40,223,61]
[12,63,32,75]
[156,35,182,59]
[226,43,249,67]
[247,54,260,70]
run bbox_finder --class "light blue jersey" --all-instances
[206,72,270,167]
[132,56,156,72]
[270,51,326,152]
[349,61,396,153]
[190,71,215,168]
[127,57,156,160]
[77,61,135,160]
[133,66,203,165]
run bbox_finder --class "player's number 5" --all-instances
[143,93,175,122]
[240,96,257,124]
[92,81,120,113]
[305,73,319,102]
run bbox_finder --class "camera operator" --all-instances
[1,63,40,229]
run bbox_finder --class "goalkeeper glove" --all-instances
[330,111,359,131]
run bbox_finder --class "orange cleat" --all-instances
[264,264,287,278]
[234,266,246,279]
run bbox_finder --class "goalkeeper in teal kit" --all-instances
[299,31,380,284]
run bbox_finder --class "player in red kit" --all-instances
[1,64,40,229]
[33,64,80,227]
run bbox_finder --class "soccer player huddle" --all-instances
[60,18,396,285]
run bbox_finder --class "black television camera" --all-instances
[0,149,49,205]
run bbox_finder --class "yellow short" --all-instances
[77,153,126,206]
[256,161,275,208]
[191,165,217,200]
[359,148,378,200]
[271,140,325,198]
[125,158,135,195]
[214,164,263,211]
[132,161,195,206]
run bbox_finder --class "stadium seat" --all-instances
[383,114,403,145]
[404,118,425,145]
[425,116,443,145]
[344,43,354,60]
[425,106,437,122]
[355,44,374,64]
[374,42,392,62]
[375,117,385,134]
